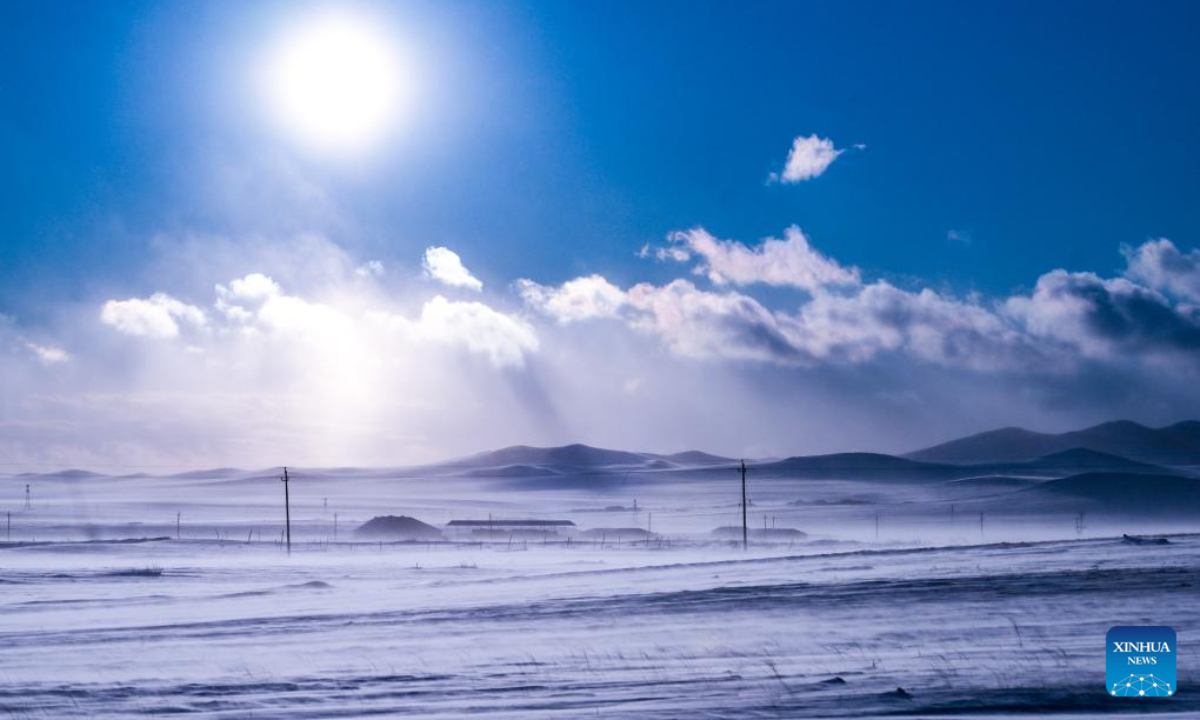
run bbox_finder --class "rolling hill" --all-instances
[1025,472,1200,514]
[753,452,960,481]
[908,420,1200,465]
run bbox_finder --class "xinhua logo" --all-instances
[1107,626,1176,698]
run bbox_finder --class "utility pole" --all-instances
[875,512,880,541]
[979,512,985,539]
[6,511,9,541]
[739,459,748,550]
[176,512,181,540]
[334,512,338,542]
[25,484,31,511]
[281,467,292,555]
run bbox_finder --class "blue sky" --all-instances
[3,1,1200,467]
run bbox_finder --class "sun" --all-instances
[262,10,409,154]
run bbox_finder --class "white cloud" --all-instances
[622,277,1037,371]
[356,260,385,277]
[100,268,535,370]
[1004,269,1200,360]
[795,281,1035,370]
[770,134,844,183]
[215,273,283,325]
[376,296,538,368]
[656,246,691,262]
[100,293,207,338]
[18,232,1200,468]
[627,279,808,365]
[668,225,860,291]
[25,342,69,365]
[422,246,483,291]
[1122,238,1200,303]
[516,274,627,323]
[256,292,352,338]
[224,272,281,300]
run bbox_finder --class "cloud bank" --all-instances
[5,232,1200,469]
[521,231,1200,375]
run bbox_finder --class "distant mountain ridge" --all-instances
[1025,472,1200,514]
[17,420,1194,480]
[908,420,1200,465]
[448,443,734,471]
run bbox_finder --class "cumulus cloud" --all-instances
[406,296,538,368]
[100,293,207,338]
[794,282,1036,370]
[528,237,1200,374]
[627,280,809,364]
[101,269,536,370]
[422,246,483,291]
[516,275,627,323]
[1005,269,1200,360]
[622,278,1037,370]
[222,272,281,300]
[770,134,844,183]
[17,231,1200,468]
[1122,238,1200,303]
[666,225,860,291]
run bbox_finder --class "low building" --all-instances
[445,519,576,541]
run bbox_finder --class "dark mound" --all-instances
[1123,534,1170,545]
[1027,472,1200,514]
[712,526,808,540]
[103,567,163,577]
[354,515,444,540]
[287,580,335,589]
[579,527,656,540]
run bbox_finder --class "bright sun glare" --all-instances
[263,11,409,154]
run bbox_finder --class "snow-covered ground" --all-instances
[2,468,1197,717]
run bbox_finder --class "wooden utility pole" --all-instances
[25,484,31,511]
[739,459,748,550]
[6,511,9,541]
[281,467,292,555]
[176,511,181,540]
[333,512,338,542]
